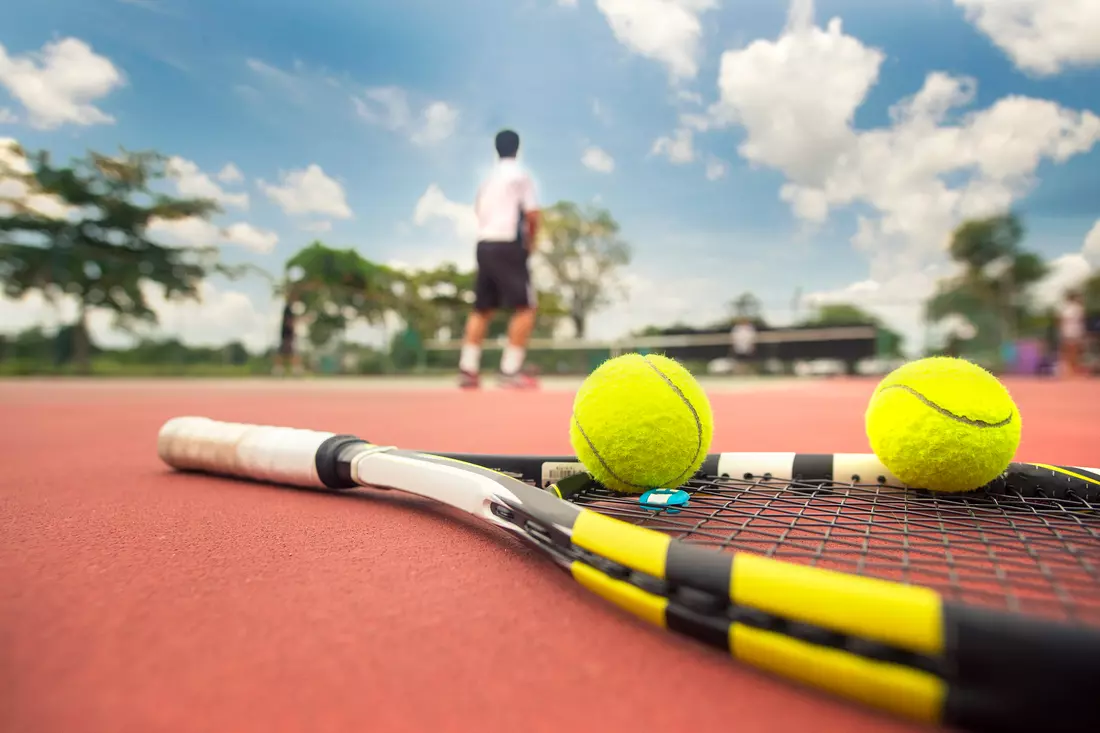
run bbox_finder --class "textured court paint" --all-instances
[731,625,946,724]
[2,378,1096,733]
[732,554,945,655]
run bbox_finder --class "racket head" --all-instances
[156,417,1100,732]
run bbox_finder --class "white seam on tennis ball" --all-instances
[641,354,704,487]
[572,354,704,490]
[881,384,1014,429]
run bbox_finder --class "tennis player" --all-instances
[273,292,303,377]
[1057,289,1087,377]
[457,129,540,389]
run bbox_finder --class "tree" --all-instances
[1082,271,1100,311]
[535,201,631,338]
[800,302,904,357]
[926,212,1049,348]
[802,303,878,326]
[283,241,397,348]
[727,292,762,321]
[0,143,242,371]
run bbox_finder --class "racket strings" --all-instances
[567,474,1100,625]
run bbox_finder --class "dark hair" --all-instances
[495,129,520,158]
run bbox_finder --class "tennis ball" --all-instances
[569,352,714,494]
[865,356,1021,493]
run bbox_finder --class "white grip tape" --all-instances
[157,416,336,488]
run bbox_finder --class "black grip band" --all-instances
[316,434,368,489]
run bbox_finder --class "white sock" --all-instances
[500,345,526,375]
[459,344,481,374]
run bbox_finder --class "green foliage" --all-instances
[948,213,1025,273]
[536,201,632,338]
[927,212,1050,349]
[727,292,763,321]
[801,303,877,326]
[0,145,253,370]
[0,325,268,376]
[800,303,904,357]
[283,240,398,347]
[1082,272,1100,311]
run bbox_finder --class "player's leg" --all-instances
[497,245,539,388]
[458,242,499,388]
[274,331,293,376]
[1060,337,1078,377]
[459,309,492,388]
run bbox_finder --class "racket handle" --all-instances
[157,416,360,489]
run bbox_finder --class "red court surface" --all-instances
[2,376,1098,733]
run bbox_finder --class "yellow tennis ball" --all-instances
[569,352,714,494]
[865,356,1021,493]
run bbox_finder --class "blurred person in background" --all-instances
[457,129,541,390]
[1057,290,1087,377]
[729,317,757,375]
[273,286,305,377]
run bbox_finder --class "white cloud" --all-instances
[217,163,244,183]
[166,156,249,209]
[258,164,353,219]
[245,58,325,107]
[1084,220,1100,260]
[352,86,458,146]
[410,101,459,146]
[591,98,612,125]
[558,0,579,7]
[709,5,884,188]
[0,280,279,353]
[413,184,478,244]
[244,59,458,148]
[1034,254,1094,308]
[395,185,481,271]
[954,0,1100,76]
[0,38,124,130]
[147,216,279,253]
[704,156,727,181]
[0,108,16,124]
[699,1,1100,347]
[1032,219,1100,307]
[133,281,278,351]
[651,127,695,163]
[566,269,731,340]
[223,222,278,253]
[676,89,704,105]
[581,146,615,173]
[300,220,332,233]
[595,0,718,81]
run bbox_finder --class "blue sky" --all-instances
[2,0,1099,353]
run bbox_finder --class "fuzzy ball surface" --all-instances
[865,356,1021,493]
[569,353,714,493]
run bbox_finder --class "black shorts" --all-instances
[474,240,534,311]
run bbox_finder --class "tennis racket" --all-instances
[156,416,1100,733]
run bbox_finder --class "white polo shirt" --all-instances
[731,322,756,355]
[474,158,538,243]
[1060,300,1085,340]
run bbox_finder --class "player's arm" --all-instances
[518,176,540,252]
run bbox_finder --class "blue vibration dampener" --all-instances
[639,488,690,514]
